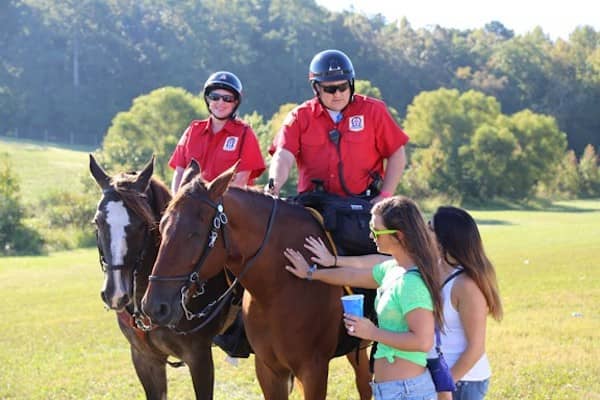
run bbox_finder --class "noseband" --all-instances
[148,194,278,334]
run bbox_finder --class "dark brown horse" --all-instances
[142,162,371,400]
[90,155,233,400]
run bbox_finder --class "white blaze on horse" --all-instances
[90,154,234,400]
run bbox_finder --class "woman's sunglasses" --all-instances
[319,82,350,94]
[369,223,398,239]
[206,92,236,103]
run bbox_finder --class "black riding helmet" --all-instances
[203,71,243,119]
[308,49,355,99]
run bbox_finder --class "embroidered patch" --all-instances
[348,115,364,131]
[223,136,239,151]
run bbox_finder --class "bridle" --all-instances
[148,192,279,335]
[96,188,156,331]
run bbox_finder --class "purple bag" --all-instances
[426,329,456,392]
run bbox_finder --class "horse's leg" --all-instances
[131,346,168,400]
[187,341,215,400]
[294,360,329,400]
[345,342,373,400]
[254,357,291,400]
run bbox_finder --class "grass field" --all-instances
[0,200,599,399]
[0,136,94,205]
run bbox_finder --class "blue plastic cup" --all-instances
[341,294,364,317]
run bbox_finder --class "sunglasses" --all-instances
[319,82,350,94]
[206,92,236,103]
[369,223,398,239]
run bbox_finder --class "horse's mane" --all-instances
[167,175,273,216]
[111,173,171,228]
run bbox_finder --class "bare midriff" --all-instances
[374,357,426,383]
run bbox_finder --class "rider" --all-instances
[266,49,409,203]
[168,71,265,359]
[169,71,265,193]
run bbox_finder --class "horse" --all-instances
[90,154,234,400]
[141,161,372,400]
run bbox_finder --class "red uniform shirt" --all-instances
[169,118,265,184]
[274,95,409,195]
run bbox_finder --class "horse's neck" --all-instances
[224,193,313,300]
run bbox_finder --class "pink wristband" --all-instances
[379,190,392,198]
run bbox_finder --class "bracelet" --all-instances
[306,264,318,280]
[379,190,392,198]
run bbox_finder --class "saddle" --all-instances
[290,193,378,357]
[291,190,377,256]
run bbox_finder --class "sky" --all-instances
[315,0,599,41]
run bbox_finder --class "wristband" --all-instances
[379,190,392,198]
[306,264,318,280]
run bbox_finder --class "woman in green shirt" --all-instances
[284,196,442,400]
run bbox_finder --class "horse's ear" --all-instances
[180,158,201,187]
[89,153,111,191]
[207,164,236,199]
[133,155,154,192]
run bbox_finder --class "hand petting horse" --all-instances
[142,160,372,400]
[90,154,233,400]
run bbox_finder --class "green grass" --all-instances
[1,198,599,398]
[0,136,94,205]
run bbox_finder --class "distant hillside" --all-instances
[0,136,94,205]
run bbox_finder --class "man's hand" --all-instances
[264,177,279,197]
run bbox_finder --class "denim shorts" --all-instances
[370,370,436,400]
[453,379,490,400]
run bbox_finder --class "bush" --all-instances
[34,186,96,250]
[0,154,44,255]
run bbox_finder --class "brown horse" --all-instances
[142,162,371,400]
[90,155,234,400]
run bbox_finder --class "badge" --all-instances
[348,115,364,131]
[223,136,239,151]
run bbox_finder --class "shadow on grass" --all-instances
[465,198,600,213]
[475,219,514,226]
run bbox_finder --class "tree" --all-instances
[578,144,600,197]
[544,150,581,198]
[503,110,567,198]
[403,88,566,201]
[100,86,207,181]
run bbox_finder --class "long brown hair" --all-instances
[432,206,503,321]
[372,196,443,328]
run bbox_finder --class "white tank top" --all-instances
[440,269,491,381]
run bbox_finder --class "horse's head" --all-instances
[90,154,159,311]
[142,160,236,327]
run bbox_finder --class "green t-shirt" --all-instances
[372,260,433,366]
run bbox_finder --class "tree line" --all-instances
[1,0,599,155]
[2,0,600,256]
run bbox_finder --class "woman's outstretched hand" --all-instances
[304,236,336,267]
[284,248,310,279]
